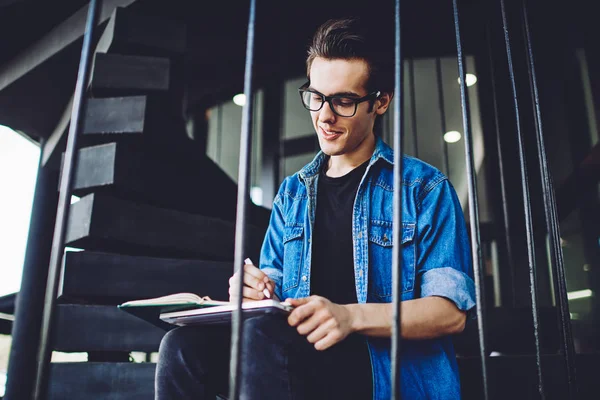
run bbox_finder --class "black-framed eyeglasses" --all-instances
[298,83,381,118]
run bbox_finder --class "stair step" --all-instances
[91,53,170,94]
[46,355,600,400]
[48,362,155,400]
[0,292,16,314]
[54,304,164,352]
[103,7,186,56]
[81,96,181,144]
[83,96,147,136]
[70,141,271,228]
[59,251,231,304]
[65,193,264,260]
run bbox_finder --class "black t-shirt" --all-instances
[310,158,372,399]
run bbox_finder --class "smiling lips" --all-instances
[319,126,343,140]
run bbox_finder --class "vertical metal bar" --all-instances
[5,148,59,400]
[33,1,102,399]
[391,0,404,398]
[408,58,419,157]
[498,0,545,397]
[229,0,256,398]
[217,104,223,163]
[547,177,578,398]
[451,1,489,398]
[434,57,450,176]
[484,20,517,307]
[521,0,578,396]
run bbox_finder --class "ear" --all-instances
[375,92,393,116]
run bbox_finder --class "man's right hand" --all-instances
[228,262,276,302]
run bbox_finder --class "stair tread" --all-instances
[59,251,231,304]
[70,141,271,228]
[91,53,170,93]
[65,192,264,260]
[49,362,156,400]
[54,304,165,352]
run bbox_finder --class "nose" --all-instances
[318,100,336,123]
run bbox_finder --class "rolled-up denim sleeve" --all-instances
[416,178,476,318]
[259,187,286,301]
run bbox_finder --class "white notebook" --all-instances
[160,299,293,326]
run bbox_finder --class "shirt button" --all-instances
[357,232,363,239]
[302,275,307,282]
[359,270,364,277]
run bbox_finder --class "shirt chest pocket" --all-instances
[368,221,416,300]
[282,225,304,293]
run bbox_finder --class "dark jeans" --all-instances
[155,314,372,400]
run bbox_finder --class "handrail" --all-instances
[521,0,578,396]
[452,0,490,398]
[391,0,405,397]
[32,1,102,399]
[228,0,257,399]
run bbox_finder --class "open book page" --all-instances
[120,293,229,308]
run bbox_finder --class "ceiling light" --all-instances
[233,93,246,106]
[250,186,263,206]
[444,131,462,143]
[457,73,478,87]
[567,289,593,300]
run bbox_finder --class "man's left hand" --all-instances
[286,296,354,351]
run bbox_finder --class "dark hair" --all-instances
[306,17,393,95]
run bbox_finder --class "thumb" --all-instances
[285,297,310,307]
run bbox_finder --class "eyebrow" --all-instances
[307,86,362,97]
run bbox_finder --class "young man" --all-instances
[156,17,476,400]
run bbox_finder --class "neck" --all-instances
[326,134,376,178]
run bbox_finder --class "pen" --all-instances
[244,258,271,299]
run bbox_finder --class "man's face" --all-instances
[308,57,379,157]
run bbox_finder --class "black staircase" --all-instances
[46,7,268,399]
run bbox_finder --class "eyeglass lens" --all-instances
[300,91,357,117]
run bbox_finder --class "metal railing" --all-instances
[452,0,490,398]
[521,0,578,396]
[229,0,257,398]
[13,0,578,399]
[391,1,405,397]
[32,1,102,399]
[498,0,545,396]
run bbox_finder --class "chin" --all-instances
[317,139,345,156]
[321,149,343,156]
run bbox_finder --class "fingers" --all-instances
[285,296,348,351]
[285,297,312,307]
[296,310,328,335]
[265,280,275,293]
[306,318,336,344]
[243,263,270,283]
[262,280,276,299]
[229,274,263,292]
[228,262,272,300]
[244,272,265,291]
[314,330,343,351]
[229,284,267,301]
[288,298,319,326]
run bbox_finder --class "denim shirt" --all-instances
[260,137,476,399]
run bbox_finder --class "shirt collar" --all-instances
[298,135,394,181]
